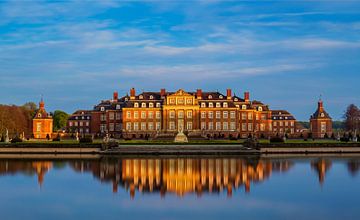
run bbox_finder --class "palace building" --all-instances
[32,98,53,139]
[67,88,299,139]
[310,99,333,138]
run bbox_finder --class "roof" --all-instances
[271,110,296,120]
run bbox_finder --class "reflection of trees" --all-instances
[0,160,52,187]
[347,160,360,176]
[68,158,294,198]
[311,159,332,186]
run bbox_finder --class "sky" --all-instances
[0,0,360,121]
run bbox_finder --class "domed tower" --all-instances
[310,98,332,138]
[32,98,53,139]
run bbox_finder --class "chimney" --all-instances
[197,89,202,99]
[113,91,118,101]
[318,100,323,110]
[130,88,136,99]
[160,88,166,97]
[226,89,232,99]
[244,92,250,102]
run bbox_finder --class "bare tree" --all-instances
[343,104,360,131]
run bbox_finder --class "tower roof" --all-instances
[310,99,331,120]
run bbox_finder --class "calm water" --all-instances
[0,155,359,220]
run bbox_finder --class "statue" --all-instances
[174,125,188,143]
[75,132,79,141]
[336,132,341,141]
[4,128,9,143]
[354,130,358,142]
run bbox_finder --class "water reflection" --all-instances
[0,157,360,198]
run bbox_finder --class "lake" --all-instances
[0,155,359,220]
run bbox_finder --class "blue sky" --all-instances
[1,1,360,120]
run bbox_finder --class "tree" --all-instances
[343,104,360,131]
[52,110,69,131]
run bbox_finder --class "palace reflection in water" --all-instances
[1,157,360,198]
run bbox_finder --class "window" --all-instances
[79,128,83,133]
[100,107,105,111]
[148,111,154,119]
[116,113,121,120]
[216,102,221,108]
[109,123,114,131]
[258,106,263,111]
[141,111,146,119]
[261,114,266,120]
[242,113,247,120]
[156,103,161,108]
[242,105,247,110]
[230,111,235,119]
[177,98,184,104]
[234,98,238,101]
[186,99,192,104]
[248,113,253,120]
[126,122,131,131]
[223,122,228,130]
[80,122,83,126]
[273,121,277,126]
[169,122,176,130]
[260,123,265,131]
[208,111,213,119]
[208,122,213,130]
[242,123,247,131]
[285,121,288,126]
[109,112,114,120]
[201,111,206,119]
[291,128,294,134]
[141,103,146,108]
[134,103,139,108]
[126,111,131,119]
[321,122,326,133]
[170,98,175,104]
[100,124,107,132]
[256,114,259,120]
[134,111,139,119]
[86,121,89,126]
[223,102,228,108]
[230,122,236,130]
[134,122,139,131]
[100,114,106,121]
[178,111,184,118]
[209,102,213,108]
[82,116,84,120]
[248,123,253,131]
[170,111,175,119]
[74,122,78,126]
[156,111,161,119]
[201,103,206,108]
[139,95,143,99]
[201,122,206,130]
[279,121,283,126]
[148,122,154,130]
[216,111,221,119]
[156,122,161,130]
[116,105,120,110]
[36,123,41,132]
[216,122,221,130]
[141,122,146,131]
[69,122,73,126]
[223,111,228,119]
[149,103,154,108]
[150,95,154,100]
[208,95,212,99]
[187,111,192,119]
[187,122,193,130]
[291,121,294,127]
[116,123,121,131]
[85,128,89,133]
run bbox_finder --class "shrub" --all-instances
[270,137,284,143]
[0,135,4,142]
[340,137,350,142]
[260,134,265,139]
[324,133,329,139]
[11,136,23,143]
[79,137,93,143]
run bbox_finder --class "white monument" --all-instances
[174,127,188,143]
[4,129,9,143]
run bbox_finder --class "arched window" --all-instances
[141,103,146,108]
[208,95,212,99]
[150,95,154,100]
[139,95,143,99]
[209,102,213,108]
[223,102,228,108]
[216,103,221,108]
[134,103,139,108]
[201,103,206,108]
[149,103,154,108]
[219,95,223,99]
[242,105,247,110]
[258,106,263,111]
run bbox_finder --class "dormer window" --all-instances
[216,103,221,108]
[234,98,238,101]
[139,95,143,99]
[141,103,146,108]
[87,116,90,120]
[116,104,120,110]
[280,117,283,119]
[156,103,161,108]
[81,112,84,115]
[242,105,247,110]
[321,113,325,117]
[125,98,128,101]
[208,95,212,99]
[100,107,105,112]
[82,116,85,120]
[201,103,206,108]
[285,117,288,119]
[150,95,154,100]
[219,95,223,99]
[38,113,41,117]
[134,103,139,108]
[149,103,154,108]
[209,102,214,108]
[223,103,228,108]
[75,116,78,120]
[258,106,263,111]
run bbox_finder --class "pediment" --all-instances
[169,89,193,97]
